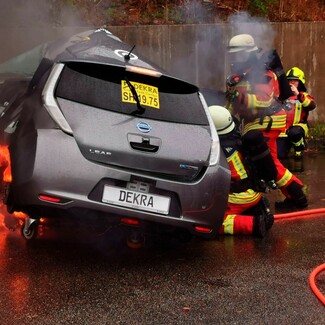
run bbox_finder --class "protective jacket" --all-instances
[277,89,316,161]
[227,65,286,135]
[219,134,262,235]
[282,91,316,136]
[226,63,306,206]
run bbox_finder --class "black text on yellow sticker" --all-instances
[121,80,160,109]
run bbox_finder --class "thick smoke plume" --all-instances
[227,11,276,51]
[0,0,86,62]
[166,10,277,92]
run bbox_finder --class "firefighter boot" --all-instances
[275,181,308,210]
[293,137,305,160]
[293,157,304,172]
[294,151,303,160]
[253,214,266,238]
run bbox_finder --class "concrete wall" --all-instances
[1,22,324,122]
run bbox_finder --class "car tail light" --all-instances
[209,139,220,166]
[39,194,62,203]
[120,218,141,226]
[42,63,73,135]
[198,92,220,166]
[38,194,71,204]
[194,225,213,233]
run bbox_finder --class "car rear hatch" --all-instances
[49,62,213,181]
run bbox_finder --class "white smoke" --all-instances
[166,10,277,93]
[227,11,276,51]
[0,0,87,62]
[0,0,85,27]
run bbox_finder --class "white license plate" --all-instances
[102,185,170,215]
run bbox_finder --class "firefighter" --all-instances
[208,105,274,237]
[225,34,308,210]
[277,67,317,160]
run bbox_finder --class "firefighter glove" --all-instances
[226,89,239,103]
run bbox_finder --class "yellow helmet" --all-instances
[286,67,305,84]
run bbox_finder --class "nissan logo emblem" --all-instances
[136,121,152,133]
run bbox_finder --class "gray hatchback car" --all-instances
[0,29,230,241]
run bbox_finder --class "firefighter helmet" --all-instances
[286,67,305,84]
[227,34,259,53]
[208,105,235,135]
[286,67,306,92]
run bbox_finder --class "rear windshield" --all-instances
[55,62,209,125]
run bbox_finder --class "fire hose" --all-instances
[274,208,325,306]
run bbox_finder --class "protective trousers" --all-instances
[242,129,278,183]
[287,125,306,153]
[263,129,305,201]
[219,192,262,235]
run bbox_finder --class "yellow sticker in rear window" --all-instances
[121,80,160,109]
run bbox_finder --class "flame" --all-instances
[0,145,27,227]
[0,145,12,182]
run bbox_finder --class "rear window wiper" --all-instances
[124,77,145,115]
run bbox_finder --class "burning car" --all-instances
[0,29,230,242]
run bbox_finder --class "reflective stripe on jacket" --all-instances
[227,68,286,134]
[224,147,261,205]
[288,92,316,127]
[228,189,262,205]
[279,92,316,137]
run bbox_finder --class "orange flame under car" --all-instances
[0,145,27,226]
[0,145,11,182]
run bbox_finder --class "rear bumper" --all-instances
[10,130,230,238]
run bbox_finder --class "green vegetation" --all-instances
[58,0,325,26]
[248,0,276,17]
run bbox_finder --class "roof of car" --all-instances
[0,28,199,93]
[45,28,164,73]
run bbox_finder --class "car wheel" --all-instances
[21,220,38,240]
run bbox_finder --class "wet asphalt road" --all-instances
[0,151,324,325]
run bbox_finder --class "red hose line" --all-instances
[274,207,325,220]
[309,263,325,306]
[274,207,325,306]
